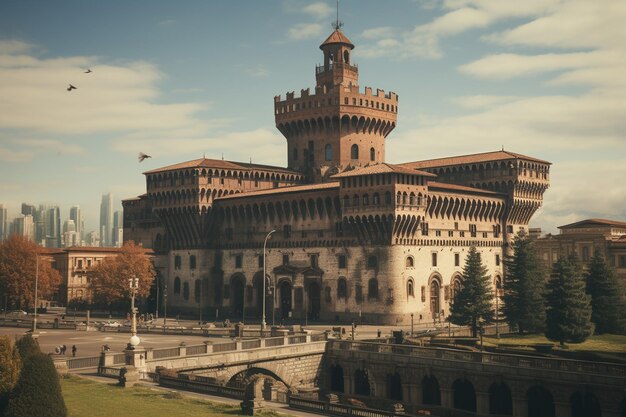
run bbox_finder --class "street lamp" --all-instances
[32,253,39,332]
[261,229,276,332]
[129,276,140,348]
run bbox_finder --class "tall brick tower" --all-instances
[274,27,398,182]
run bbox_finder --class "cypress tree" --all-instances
[449,246,494,337]
[545,254,593,345]
[586,250,623,334]
[5,352,67,417]
[503,230,546,334]
[0,336,21,416]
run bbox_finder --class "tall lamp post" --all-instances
[129,276,140,349]
[261,229,276,331]
[32,253,39,332]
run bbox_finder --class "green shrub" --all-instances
[6,352,67,417]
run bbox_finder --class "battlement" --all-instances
[274,84,398,121]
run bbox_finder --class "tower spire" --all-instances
[332,0,343,31]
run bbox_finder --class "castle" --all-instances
[123,27,550,324]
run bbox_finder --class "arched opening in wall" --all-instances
[351,144,359,160]
[344,50,349,64]
[370,147,375,161]
[407,278,414,298]
[570,392,602,417]
[279,280,292,319]
[422,374,441,405]
[183,282,190,301]
[354,369,370,396]
[253,272,264,318]
[230,274,245,318]
[406,256,414,268]
[386,372,402,401]
[337,277,348,300]
[451,275,462,300]
[330,364,344,393]
[306,281,321,320]
[174,277,181,295]
[452,378,476,412]
[228,368,289,402]
[368,278,379,300]
[429,277,441,319]
[527,386,555,417]
[489,382,512,415]
[325,144,333,161]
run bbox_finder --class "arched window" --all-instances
[402,192,408,205]
[409,193,415,205]
[337,277,348,299]
[363,194,369,206]
[417,193,423,206]
[407,278,415,297]
[373,193,380,205]
[385,191,391,205]
[352,195,359,207]
[406,256,414,268]
[174,255,181,269]
[396,192,402,204]
[194,279,201,303]
[368,278,379,300]
[351,144,359,160]
[325,144,333,161]
[370,147,375,161]
[183,282,190,300]
[174,277,181,295]
[343,50,349,64]
[452,276,462,299]
[189,255,196,270]
[430,278,441,317]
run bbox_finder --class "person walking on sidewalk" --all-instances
[71,345,77,357]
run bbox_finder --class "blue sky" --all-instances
[1,0,625,235]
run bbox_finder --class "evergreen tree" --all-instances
[5,352,67,417]
[0,336,21,416]
[14,334,40,361]
[502,230,547,334]
[545,254,593,345]
[449,246,494,337]
[586,250,624,334]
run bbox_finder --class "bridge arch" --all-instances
[329,364,344,393]
[354,369,371,396]
[422,374,441,405]
[227,367,289,401]
[452,378,476,412]
[489,381,512,415]
[527,385,555,417]
[570,391,602,417]
[386,372,402,401]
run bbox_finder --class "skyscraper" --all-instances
[46,206,61,248]
[21,203,36,217]
[112,210,123,247]
[100,193,113,247]
[69,205,84,244]
[13,215,35,241]
[0,204,8,241]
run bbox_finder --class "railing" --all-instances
[242,340,261,350]
[315,62,358,75]
[99,366,122,378]
[288,335,307,344]
[152,347,180,359]
[331,341,626,378]
[113,353,126,365]
[264,337,285,347]
[159,375,245,400]
[289,397,400,417]
[212,341,237,353]
[185,344,207,356]
[65,356,101,370]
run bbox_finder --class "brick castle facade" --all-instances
[123,28,551,324]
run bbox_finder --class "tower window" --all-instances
[325,144,333,161]
[351,144,359,160]
[344,50,349,64]
[370,147,375,161]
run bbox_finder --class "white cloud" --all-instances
[245,64,269,78]
[0,40,34,54]
[287,23,324,41]
[0,146,32,162]
[302,2,333,19]
[361,27,394,40]
[12,138,85,154]
[450,95,521,109]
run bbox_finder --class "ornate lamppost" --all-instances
[261,229,276,332]
[129,276,140,349]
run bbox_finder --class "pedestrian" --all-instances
[71,345,77,357]
[62,344,67,355]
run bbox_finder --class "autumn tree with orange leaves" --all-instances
[88,241,155,312]
[0,236,61,310]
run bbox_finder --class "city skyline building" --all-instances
[0,204,8,241]
[100,193,113,247]
[21,203,36,217]
[12,214,35,241]
[45,206,61,248]
[112,210,123,247]
[69,205,84,244]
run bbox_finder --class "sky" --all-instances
[0,0,625,235]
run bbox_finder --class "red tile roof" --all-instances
[216,182,340,201]
[143,158,301,176]
[320,29,354,49]
[558,218,626,229]
[331,163,436,178]
[398,150,551,170]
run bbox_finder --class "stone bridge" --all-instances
[323,340,626,417]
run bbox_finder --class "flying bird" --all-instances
[67,84,77,91]
[84,69,92,73]
[138,152,152,162]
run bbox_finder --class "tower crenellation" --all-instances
[275,28,398,182]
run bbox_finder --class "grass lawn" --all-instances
[483,333,626,353]
[61,376,287,417]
